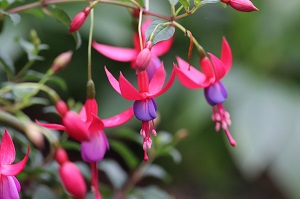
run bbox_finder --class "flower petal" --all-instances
[84,99,98,122]
[0,176,19,199]
[119,72,144,100]
[146,55,161,80]
[133,99,157,121]
[12,176,21,193]
[204,81,228,106]
[148,63,166,94]
[150,65,176,98]
[88,114,104,133]
[176,57,208,89]
[103,107,134,128]
[63,112,89,142]
[105,67,122,95]
[92,41,138,62]
[209,53,227,82]
[36,120,66,131]
[81,131,109,163]
[199,56,215,83]
[221,37,232,75]
[1,147,30,176]
[0,129,16,165]
[152,36,174,57]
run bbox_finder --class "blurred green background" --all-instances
[1,0,300,198]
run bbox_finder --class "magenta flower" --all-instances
[105,63,176,161]
[69,7,91,33]
[175,37,236,146]
[221,0,258,12]
[92,19,173,76]
[0,129,30,199]
[38,99,134,163]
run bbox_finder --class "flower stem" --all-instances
[87,7,94,82]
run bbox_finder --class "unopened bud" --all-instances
[69,7,91,33]
[135,41,152,72]
[221,0,258,12]
[55,148,69,166]
[25,122,45,149]
[55,100,69,116]
[59,162,86,199]
[51,51,73,72]
[175,128,188,140]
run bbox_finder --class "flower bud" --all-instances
[59,162,86,199]
[55,148,69,166]
[69,7,91,33]
[221,0,258,12]
[135,41,152,73]
[51,51,73,72]
[24,122,45,149]
[55,100,69,116]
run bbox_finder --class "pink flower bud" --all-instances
[55,148,69,166]
[69,7,91,33]
[221,0,258,12]
[55,100,69,116]
[135,41,152,72]
[59,162,86,199]
[51,51,73,72]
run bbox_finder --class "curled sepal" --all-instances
[1,147,30,176]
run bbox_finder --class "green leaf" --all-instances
[47,76,68,91]
[145,20,175,45]
[32,186,57,199]
[50,7,82,49]
[99,159,128,189]
[0,9,20,25]
[179,0,190,11]
[61,140,81,151]
[132,186,173,199]
[110,128,141,144]
[0,51,15,78]
[16,37,47,61]
[168,0,179,5]
[143,164,170,182]
[110,140,139,169]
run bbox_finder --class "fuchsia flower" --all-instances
[92,19,173,77]
[221,0,258,12]
[38,99,134,163]
[0,129,30,199]
[175,37,236,146]
[105,63,176,161]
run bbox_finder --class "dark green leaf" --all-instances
[145,20,175,45]
[99,159,128,189]
[22,70,44,81]
[110,140,139,169]
[50,7,82,49]
[0,9,20,25]
[143,164,170,181]
[179,0,190,10]
[110,128,141,143]
[61,140,81,151]
[0,51,15,78]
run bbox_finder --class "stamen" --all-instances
[143,150,149,162]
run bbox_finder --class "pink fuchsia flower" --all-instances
[69,7,91,33]
[175,37,236,147]
[105,64,176,161]
[92,19,173,75]
[38,99,134,163]
[221,0,258,12]
[0,129,30,199]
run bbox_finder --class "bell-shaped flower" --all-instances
[0,129,30,199]
[92,19,173,74]
[175,37,236,146]
[105,63,176,161]
[221,0,258,12]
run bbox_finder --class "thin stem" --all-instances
[144,0,149,11]
[138,8,143,50]
[174,5,184,16]
[87,8,94,81]
[173,21,206,58]
[14,60,35,81]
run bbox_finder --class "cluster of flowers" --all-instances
[0,0,258,198]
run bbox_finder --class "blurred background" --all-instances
[1,0,300,198]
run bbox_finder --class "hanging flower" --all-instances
[37,99,134,162]
[0,129,30,199]
[92,19,173,75]
[105,63,176,161]
[175,37,236,146]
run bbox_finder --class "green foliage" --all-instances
[145,20,175,45]
[179,0,190,11]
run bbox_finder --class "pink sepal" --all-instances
[151,65,176,98]
[0,129,16,165]
[36,120,66,131]
[104,67,122,95]
[119,72,144,100]
[221,37,232,75]
[103,107,134,128]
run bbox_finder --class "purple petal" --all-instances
[204,81,228,106]
[133,99,157,121]
[146,55,161,80]
[12,176,21,193]
[81,131,109,163]
[0,176,20,199]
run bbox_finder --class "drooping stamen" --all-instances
[140,120,157,161]
[211,104,236,147]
